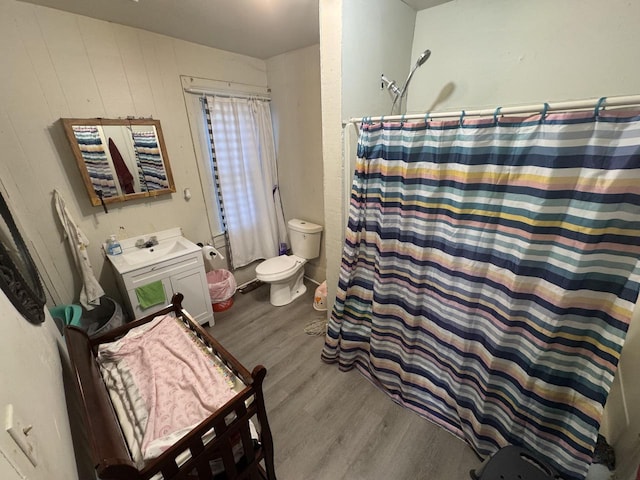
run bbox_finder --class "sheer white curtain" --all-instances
[205,96,287,268]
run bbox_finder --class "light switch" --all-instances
[4,404,37,466]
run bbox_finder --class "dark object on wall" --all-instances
[0,191,46,324]
[470,445,560,480]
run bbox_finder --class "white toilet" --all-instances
[256,219,323,306]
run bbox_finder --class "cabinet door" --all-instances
[170,268,214,326]
[127,278,173,320]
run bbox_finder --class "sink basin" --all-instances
[107,230,200,274]
[120,239,190,267]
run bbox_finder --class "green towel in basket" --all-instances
[135,281,166,310]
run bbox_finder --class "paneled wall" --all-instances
[0,0,268,305]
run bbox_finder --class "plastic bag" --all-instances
[206,269,237,302]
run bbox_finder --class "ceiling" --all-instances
[19,0,450,60]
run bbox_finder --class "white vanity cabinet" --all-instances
[107,229,214,326]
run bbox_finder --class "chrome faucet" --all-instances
[135,236,159,248]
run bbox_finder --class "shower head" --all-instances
[391,48,432,115]
[407,49,431,85]
[415,49,431,67]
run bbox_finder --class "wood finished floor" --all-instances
[208,280,480,480]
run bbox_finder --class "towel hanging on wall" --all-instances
[53,189,104,310]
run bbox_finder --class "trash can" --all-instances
[313,281,327,311]
[206,269,237,312]
[80,296,125,336]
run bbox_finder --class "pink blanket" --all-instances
[98,314,236,461]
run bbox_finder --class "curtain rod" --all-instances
[184,87,271,102]
[344,94,640,125]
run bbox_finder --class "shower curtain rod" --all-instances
[344,94,640,125]
[184,87,271,101]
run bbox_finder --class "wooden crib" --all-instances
[65,293,276,480]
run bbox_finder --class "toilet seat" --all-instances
[256,255,305,282]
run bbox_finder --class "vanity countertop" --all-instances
[106,228,200,274]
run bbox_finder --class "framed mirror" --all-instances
[0,191,46,324]
[62,118,176,207]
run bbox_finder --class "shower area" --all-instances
[322,2,640,480]
[329,99,640,480]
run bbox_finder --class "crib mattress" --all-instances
[97,313,252,472]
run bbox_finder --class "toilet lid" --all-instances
[256,255,298,276]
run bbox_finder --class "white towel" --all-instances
[53,189,104,309]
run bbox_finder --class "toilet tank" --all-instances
[288,219,323,259]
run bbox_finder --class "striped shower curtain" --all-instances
[322,109,640,480]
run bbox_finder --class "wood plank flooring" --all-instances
[208,280,480,480]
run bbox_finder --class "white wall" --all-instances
[0,0,268,307]
[342,0,416,119]
[320,0,416,310]
[408,0,639,113]
[320,0,344,309]
[0,293,78,479]
[267,44,326,283]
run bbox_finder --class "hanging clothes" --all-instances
[323,109,640,480]
[53,190,104,309]
[108,138,135,194]
[204,96,287,268]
